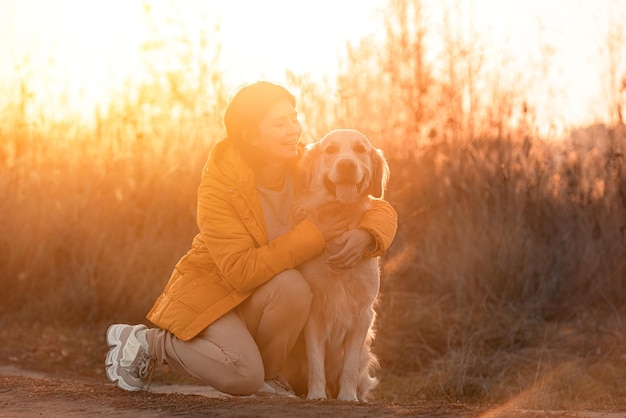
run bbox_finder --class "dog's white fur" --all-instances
[293,129,389,402]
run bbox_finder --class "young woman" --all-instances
[104,81,398,397]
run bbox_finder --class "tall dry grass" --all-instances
[374,129,626,406]
[0,102,217,324]
[2,0,626,409]
[3,93,625,408]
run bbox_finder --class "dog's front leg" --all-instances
[337,308,373,401]
[304,317,327,399]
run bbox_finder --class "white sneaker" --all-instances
[256,376,297,398]
[105,324,154,392]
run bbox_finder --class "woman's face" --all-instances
[248,99,302,163]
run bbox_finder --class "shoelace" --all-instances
[137,356,155,390]
[268,377,293,393]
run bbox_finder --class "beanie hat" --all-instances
[224,81,296,142]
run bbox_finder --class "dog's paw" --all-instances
[337,390,359,402]
[306,390,327,400]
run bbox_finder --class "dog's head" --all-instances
[299,129,389,203]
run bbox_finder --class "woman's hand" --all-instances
[307,203,351,241]
[326,229,374,271]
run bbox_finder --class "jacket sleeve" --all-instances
[197,179,326,294]
[358,198,398,258]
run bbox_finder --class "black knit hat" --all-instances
[224,81,296,143]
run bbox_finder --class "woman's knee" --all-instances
[215,353,265,396]
[273,269,313,308]
[219,372,264,396]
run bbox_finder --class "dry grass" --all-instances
[0,111,216,324]
[1,0,625,406]
[0,71,626,409]
[373,127,626,408]
[3,102,626,409]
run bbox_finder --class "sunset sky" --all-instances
[0,0,624,129]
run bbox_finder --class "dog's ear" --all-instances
[296,142,320,190]
[368,147,390,198]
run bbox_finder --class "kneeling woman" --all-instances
[104,81,398,397]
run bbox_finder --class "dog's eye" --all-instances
[353,144,367,154]
[324,145,339,154]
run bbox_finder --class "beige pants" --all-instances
[146,269,312,396]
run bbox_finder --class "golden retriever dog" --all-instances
[292,129,390,402]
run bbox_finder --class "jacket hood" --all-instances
[203,138,254,190]
[203,138,306,190]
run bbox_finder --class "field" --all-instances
[2,102,626,412]
[2,0,626,415]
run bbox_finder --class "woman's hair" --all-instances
[224,81,296,152]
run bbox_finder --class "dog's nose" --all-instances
[337,159,357,178]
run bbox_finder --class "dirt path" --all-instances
[0,368,470,417]
[0,366,619,418]
[0,324,622,417]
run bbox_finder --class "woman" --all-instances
[104,81,398,397]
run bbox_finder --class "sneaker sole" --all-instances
[105,324,142,392]
[255,391,298,398]
[256,381,298,398]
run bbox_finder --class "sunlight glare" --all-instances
[0,0,624,128]
[0,0,146,120]
[0,0,379,121]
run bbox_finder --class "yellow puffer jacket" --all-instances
[147,138,398,341]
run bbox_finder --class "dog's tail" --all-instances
[357,327,380,402]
